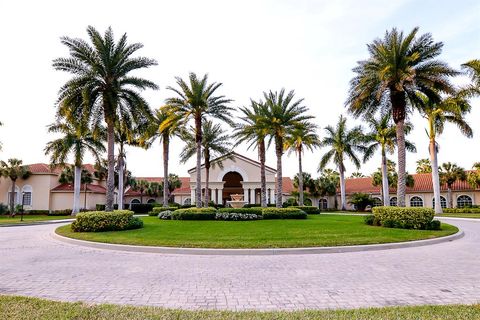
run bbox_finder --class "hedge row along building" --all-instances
[0,153,478,211]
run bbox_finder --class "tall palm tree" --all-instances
[440,162,467,208]
[233,100,270,207]
[418,94,472,214]
[284,121,320,206]
[461,59,480,97]
[416,159,432,174]
[142,105,184,207]
[180,121,232,206]
[372,160,415,203]
[53,26,158,211]
[318,115,365,210]
[467,163,480,189]
[346,27,457,207]
[363,112,416,206]
[44,119,105,215]
[166,73,233,208]
[262,89,313,207]
[58,166,93,211]
[0,159,31,217]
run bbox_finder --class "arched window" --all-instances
[432,196,447,209]
[372,197,382,207]
[22,185,33,206]
[319,198,328,210]
[130,199,141,204]
[147,199,156,204]
[389,197,397,207]
[457,195,473,208]
[410,196,423,207]
[184,198,191,205]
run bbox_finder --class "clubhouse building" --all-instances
[0,152,479,211]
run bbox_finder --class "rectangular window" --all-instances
[23,192,32,206]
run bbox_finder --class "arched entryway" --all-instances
[222,171,243,205]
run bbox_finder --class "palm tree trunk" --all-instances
[430,138,443,214]
[381,149,389,206]
[84,183,87,211]
[395,120,407,207]
[163,135,169,207]
[259,139,267,208]
[447,186,453,208]
[106,121,115,211]
[275,136,283,208]
[118,155,124,210]
[9,180,16,217]
[195,115,202,208]
[205,162,210,207]
[72,165,81,216]
[298,151,304,206]
[339,165,346,210]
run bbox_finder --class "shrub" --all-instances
[48,209,72,216]
[282,198,298,208]
[364,214,375,225]
[349,193,374,211]
[426,220,441,230]
[372,206,434,230]
[218,207,263,215]
[443,208,480,214]
[0,203,8,215]
[243,203,276,208]
[95,204,119,211]
[290,206,320,214]
[262,208,307,219]
[26,210,50,215]
[157,210,174,220]
[130,203,154,214]
[149,206,179,216]
[171,207,217,220]
[180,204,196,209]
[215,212,262,221]
[71,210,143,232]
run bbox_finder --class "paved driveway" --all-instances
[0,218,479,310]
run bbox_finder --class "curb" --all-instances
[51,228,464,256]
[0,219,75,228]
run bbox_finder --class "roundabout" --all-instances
[0,217,479,310]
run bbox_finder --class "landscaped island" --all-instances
[56,214,457,249]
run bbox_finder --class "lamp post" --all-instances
[21,191,25,222]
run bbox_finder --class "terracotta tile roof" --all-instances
[51,183,106,193]
[345,172,480,195]
[27,163,96,175]
[280,177,294,194]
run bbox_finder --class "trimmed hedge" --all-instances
[130,203,154,214]
[71,210,143,232]
[372,206,435,230]
[95,204,119,211]
[290,206,320,214]
[443,208,480,214]
[171,207,217,220]
[262,208,307,219]
[48,209,73,216]
[215,212,262,221]
[218,207,263,215]
[149,206,179,216]
[243,204,277,208]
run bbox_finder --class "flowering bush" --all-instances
[71,210,143,232]
[215,212,262,221]
[157,210,173,220]
[149,206,178,216]
[218,207,263,215]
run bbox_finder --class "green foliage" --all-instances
[440,162,467,187]
[47,210,73,216]
[0,203,7,215]
[171,207,218,220]
[372,207,435,230]
[416,158,432,173]
[348,193,374,212]
[262,207,307,219]
[130,203,154,214]
[426,220,441,230]
[282,198,298,207]
[215,212,262,221]
[243,204,276,208]
[364,214,380,226]
[157,210,174,220]
[71,210,142,232]
[443,208,480,214]
[150,206,179,216]
[218,207,263,215]
[95,204,119,211]
[289,206,320,214]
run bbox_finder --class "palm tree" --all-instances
[233,100,270,207]
[146,182,162,200]
[53,26,158,211]
[372,160,415,203]
[416,159,432,174]
[0,159,31,217]
[130,179,150,204]
[58,166,93,211]
[180,121,232,206]
[44,119,105,215]
[163,174,182,203]
[262,89,313,207]
[316,169,339,209]
[418,94,472,214]
[284,121,320,206]
[462,59,480,97]
[166,73,233,208]
[440,162,467,208]
[346,27,457,207]
[467,163,480,189]
[142,106,184,207]
[318,115,365,210]
[363,112,416,206]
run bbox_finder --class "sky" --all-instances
[0,0,479,179]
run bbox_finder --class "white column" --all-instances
[270,189,275,204]
[217,189,222,205]
[191,188,195,204]
[243,188,249,203]
[250,189,255,204]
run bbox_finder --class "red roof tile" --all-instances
[51,183,106,193]
[27,163,96,175]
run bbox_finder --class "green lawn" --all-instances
[438,213,480,219]
[56,214,457,249]
[0,295,479,320]
[0,214,72,225]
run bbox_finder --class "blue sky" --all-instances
[0,0,478,178]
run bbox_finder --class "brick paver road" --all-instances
[0,218,479,310]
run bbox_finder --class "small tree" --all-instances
[163,174,182,203]
[440,162,466,208]
[349,193,374,212]
[130,179,150,203]
[0,159,31,217]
